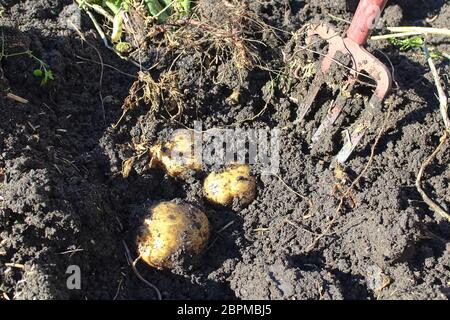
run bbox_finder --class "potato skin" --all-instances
[150,130,202,177]
[204,165,256,207]
[137,201,210,269]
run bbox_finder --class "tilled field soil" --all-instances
[0,0,449,300]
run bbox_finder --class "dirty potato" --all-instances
[204,164,256,207]
[150,130,202,177]
[136,200,210,269]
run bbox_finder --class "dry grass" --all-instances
[115,70,184,128]
[164,0,271,82]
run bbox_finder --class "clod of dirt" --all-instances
[379,4,404,28]
[366,264,391,292]
[229,258,344,300]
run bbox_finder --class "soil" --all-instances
[0,0,449,300]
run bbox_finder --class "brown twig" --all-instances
[6,92,29,104]
[415,131,450,221]
[272,173,310,202]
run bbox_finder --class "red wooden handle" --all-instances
[347,0,388,45]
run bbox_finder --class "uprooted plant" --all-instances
[103,0,280,129]
[77,0,275,76]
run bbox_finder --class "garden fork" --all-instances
[297,0,392,163]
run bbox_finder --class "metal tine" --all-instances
[335,96,383,163]
[335,123,367,164]
[295,23,341,124]
[299,20,391,163]
[294,70,325,124]
[334,46,392,163]
[311,80,355,143]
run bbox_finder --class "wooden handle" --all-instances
[347,0,388,45]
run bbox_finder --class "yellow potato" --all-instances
[150,130,202,177]
[204,164,256,206]
[137,201,210,269]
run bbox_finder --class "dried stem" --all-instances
[414,43,450,222]
[415,132,450,222]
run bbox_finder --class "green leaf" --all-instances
[409,36,423,47]
[115,41,132,53]
[33,69,43,77]
[111,11,124,42]
[38,69,54,86]
[389,36,424,51]
[103,0,121,14]
[178,0,191,13]
[45,70,54,81]
[144,0,169,22]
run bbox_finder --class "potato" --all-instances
[204,164,256,206]
[136,200,210,270]
[150,130,202,177]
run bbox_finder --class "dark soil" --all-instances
[0,0,449,300]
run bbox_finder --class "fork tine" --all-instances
[335,96,383,163]
[296,24,341,125]
[311,81,355,143]
[294,70,325,124]
[335,122,367,164]
[298,21,392,163]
